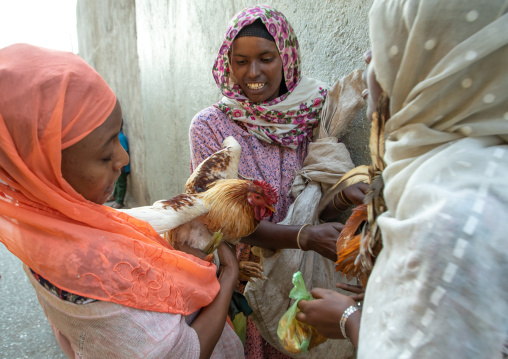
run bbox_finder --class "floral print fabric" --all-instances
[213,5,328,149]
[30,268,97,305]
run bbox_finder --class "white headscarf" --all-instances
[359,1,508,357]
[372,0,508,212]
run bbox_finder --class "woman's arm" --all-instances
[189,243,238,359]
[320,182,369,221]
[241,221,343,262]
[242,183,370,262]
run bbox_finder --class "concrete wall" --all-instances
[77,0,149,206]
[77,0,373,206]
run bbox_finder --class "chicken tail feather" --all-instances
[335,204,368,280]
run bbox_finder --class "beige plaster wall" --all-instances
[77,0,373,205]
[76,0,149,206]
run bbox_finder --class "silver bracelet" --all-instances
[340,303,361,339]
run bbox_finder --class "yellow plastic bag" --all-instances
[277,271,328,353]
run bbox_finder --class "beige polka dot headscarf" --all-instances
[369,0,508,163]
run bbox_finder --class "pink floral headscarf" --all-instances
[213,5,328,149]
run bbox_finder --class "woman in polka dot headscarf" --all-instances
[296,0,508,357]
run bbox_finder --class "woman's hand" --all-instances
[296,288,358,340]
[191,242,238,359]
[320,182,369,221]
[296,282,364,348]
[343,182,369,206]
[216,242,239,281]
[299,222,343,262]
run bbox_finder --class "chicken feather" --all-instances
[119,194,207,234]
[185,136,241,194]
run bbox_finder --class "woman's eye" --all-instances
[103,156,113,162]
[261,58,273,63]
[236,60,247,65]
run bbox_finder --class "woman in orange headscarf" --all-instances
[0,43,243,359]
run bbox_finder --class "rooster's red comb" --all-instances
[253,180,278,205]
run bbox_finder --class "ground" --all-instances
[0,245,66,358]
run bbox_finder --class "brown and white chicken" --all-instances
[121,136,277,280]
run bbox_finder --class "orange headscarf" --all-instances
[0,44,219,314]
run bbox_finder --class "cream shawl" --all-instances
[359,0,508,357]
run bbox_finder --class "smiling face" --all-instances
[230,36,284,103]
[61,101,129,204]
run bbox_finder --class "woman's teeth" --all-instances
[247,83,265,90]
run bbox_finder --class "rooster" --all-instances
[122,136,277,280]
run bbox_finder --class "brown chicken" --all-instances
[166,178,276,247]
[122,136,277,280]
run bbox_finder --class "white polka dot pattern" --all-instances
[424,39,436,50]
[465,50,477,60]
[483,93,496,103]
[461,78,473,88]
[466,10,479,22]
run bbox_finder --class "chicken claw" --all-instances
[238,261,266,282]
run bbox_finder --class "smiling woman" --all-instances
[229,19,284,103]
[189,5,358,359]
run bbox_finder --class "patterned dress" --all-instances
[30,269,96,305]
[190,106,310,359]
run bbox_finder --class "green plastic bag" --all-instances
[277,271,328,353]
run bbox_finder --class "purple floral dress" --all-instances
[190,106,308,224]
[190,106,307,359]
